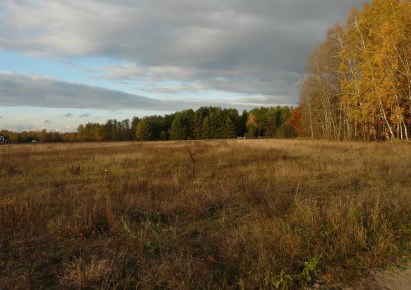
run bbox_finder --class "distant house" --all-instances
[0,136,6,144]
[31,140,38,143]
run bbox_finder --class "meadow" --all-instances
[0,140,410,289]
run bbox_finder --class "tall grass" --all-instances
[0,140,410,289]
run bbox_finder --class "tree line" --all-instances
[295,0,411,140]
[0,106,297,143]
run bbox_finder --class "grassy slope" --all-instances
[0,140,410,289]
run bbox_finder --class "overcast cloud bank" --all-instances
[0,71,287,111]
[0,0,364,108]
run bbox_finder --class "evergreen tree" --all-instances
[170,110,194,140]
[224,117,236,138]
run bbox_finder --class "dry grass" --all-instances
[0,140,410,289]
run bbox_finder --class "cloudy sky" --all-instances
[0,0,364,132]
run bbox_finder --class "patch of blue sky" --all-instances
[0,6,8,15]
[0,51,87,82]
[0,52,141,95]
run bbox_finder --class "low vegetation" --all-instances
[0,140,410,289]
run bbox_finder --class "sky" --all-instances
[0,0,364,132]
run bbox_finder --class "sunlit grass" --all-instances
[0,140,410,289]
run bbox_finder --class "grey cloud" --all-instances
[44,119,51,123]
[0,72,182,110]
[0,0,365,101]
[0,72,291,111]
[80,112,91,118]
[2,123,36,132]
[64,113,73,118]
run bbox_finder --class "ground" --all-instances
[0,139,410,289]
[347,264,411,290]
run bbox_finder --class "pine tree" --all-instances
[224,117,236,139]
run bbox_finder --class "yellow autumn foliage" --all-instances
[300,0,411,140]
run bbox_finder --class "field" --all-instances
[0,140,410,289]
